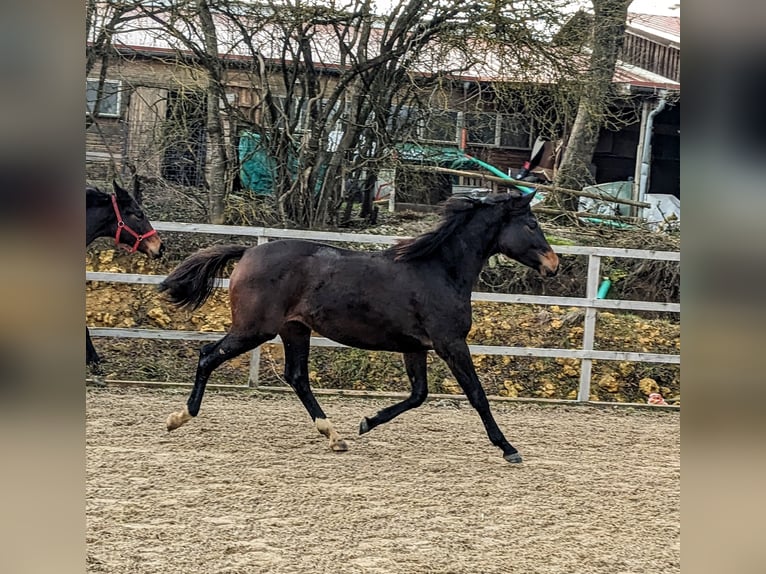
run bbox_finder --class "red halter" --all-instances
[111,193,157,253]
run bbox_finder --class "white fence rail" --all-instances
[87,221,680,403]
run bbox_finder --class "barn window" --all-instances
[387,105,416,133]
[86,79,122,117]
[499,113,532,149]
[421,110,460,144]
[463,112,499,146]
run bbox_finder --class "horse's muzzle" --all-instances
[142,236,164,259]
[539,250,559,277]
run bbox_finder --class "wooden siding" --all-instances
[86,118,126,181]
[126,86,169,178]
[620,32,680,82]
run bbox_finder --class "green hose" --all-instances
[597,278,612,299]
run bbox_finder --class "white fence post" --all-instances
[578,254,602,402]
[248,235,269,387]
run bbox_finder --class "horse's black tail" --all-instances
[159,244,248,311]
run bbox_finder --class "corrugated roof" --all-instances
[104,13,679,91]
[627,13,680,45]
[613,60,679,90]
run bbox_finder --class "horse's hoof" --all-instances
[87,376,106,387]
[331,439,349,452]
[504,452,523,464]
[359,417,371,435]
[166,409,192,431]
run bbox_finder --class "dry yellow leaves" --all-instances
[639,377,660,396]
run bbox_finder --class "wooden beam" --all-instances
[410,165,652,209]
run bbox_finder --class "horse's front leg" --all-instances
[433,339,521,463]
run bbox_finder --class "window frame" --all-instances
[419,109,460,144]
[86,78,122,118]
[497,112,533,150]
[415,109,533,150]
[462,111,500,147]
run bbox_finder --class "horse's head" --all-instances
[112,180,163,258]
[495,191,558,277]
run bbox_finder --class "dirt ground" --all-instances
[86,386,680,574]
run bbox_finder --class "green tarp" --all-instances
[238,132,276,195]
[393,143,478,170]
[238,131,326,195]
[238,135,527,195]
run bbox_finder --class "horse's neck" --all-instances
[86,205,115,245]
[436,214,500,295]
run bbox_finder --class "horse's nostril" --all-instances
[541,265,558,278]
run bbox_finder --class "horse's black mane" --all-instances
[86,186,112,208]
[392,193,516,262]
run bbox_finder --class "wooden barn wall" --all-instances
[86,55,678,200]
[125,86,168,178]
[86,118,127,182]
[621,33,680,83]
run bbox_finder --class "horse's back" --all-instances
[240,239,374,272]
[232,239,359,293]
[229,238,440,352]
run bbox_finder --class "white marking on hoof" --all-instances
[166,406,192,431]
[315,417,348,452]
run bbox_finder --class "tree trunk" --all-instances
[554,0,631,210]
[197,0,228,224]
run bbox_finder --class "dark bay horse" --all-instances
[86,179,163,372]
[159,191,558,463]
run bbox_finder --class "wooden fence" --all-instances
[87,221,680,405]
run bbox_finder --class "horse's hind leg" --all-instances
[359,351,428,434]
[86,327,101,369]
[166,331,274,431]
[86,327,105,382]
[280,321,347,452]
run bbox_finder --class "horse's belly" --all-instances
[290,287,433,352]
[304,316,431,353]
[324,330,432,353]
[328,333,431,353]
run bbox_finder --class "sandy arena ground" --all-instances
[86,386,680,574]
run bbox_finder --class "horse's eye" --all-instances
[527,220,538,230]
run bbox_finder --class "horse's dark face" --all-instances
[113,181,163,258]
[496,192,559,277]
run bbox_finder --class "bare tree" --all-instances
[553,0,632,207]
[135,1,233,223]
[89,0,587,226]
[196,0,229,223]
[86,1,146,130]
[220,0,491,227]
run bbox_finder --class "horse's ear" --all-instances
[132,175,143,204]
[113,179,131,202]
[513,190,536,208]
